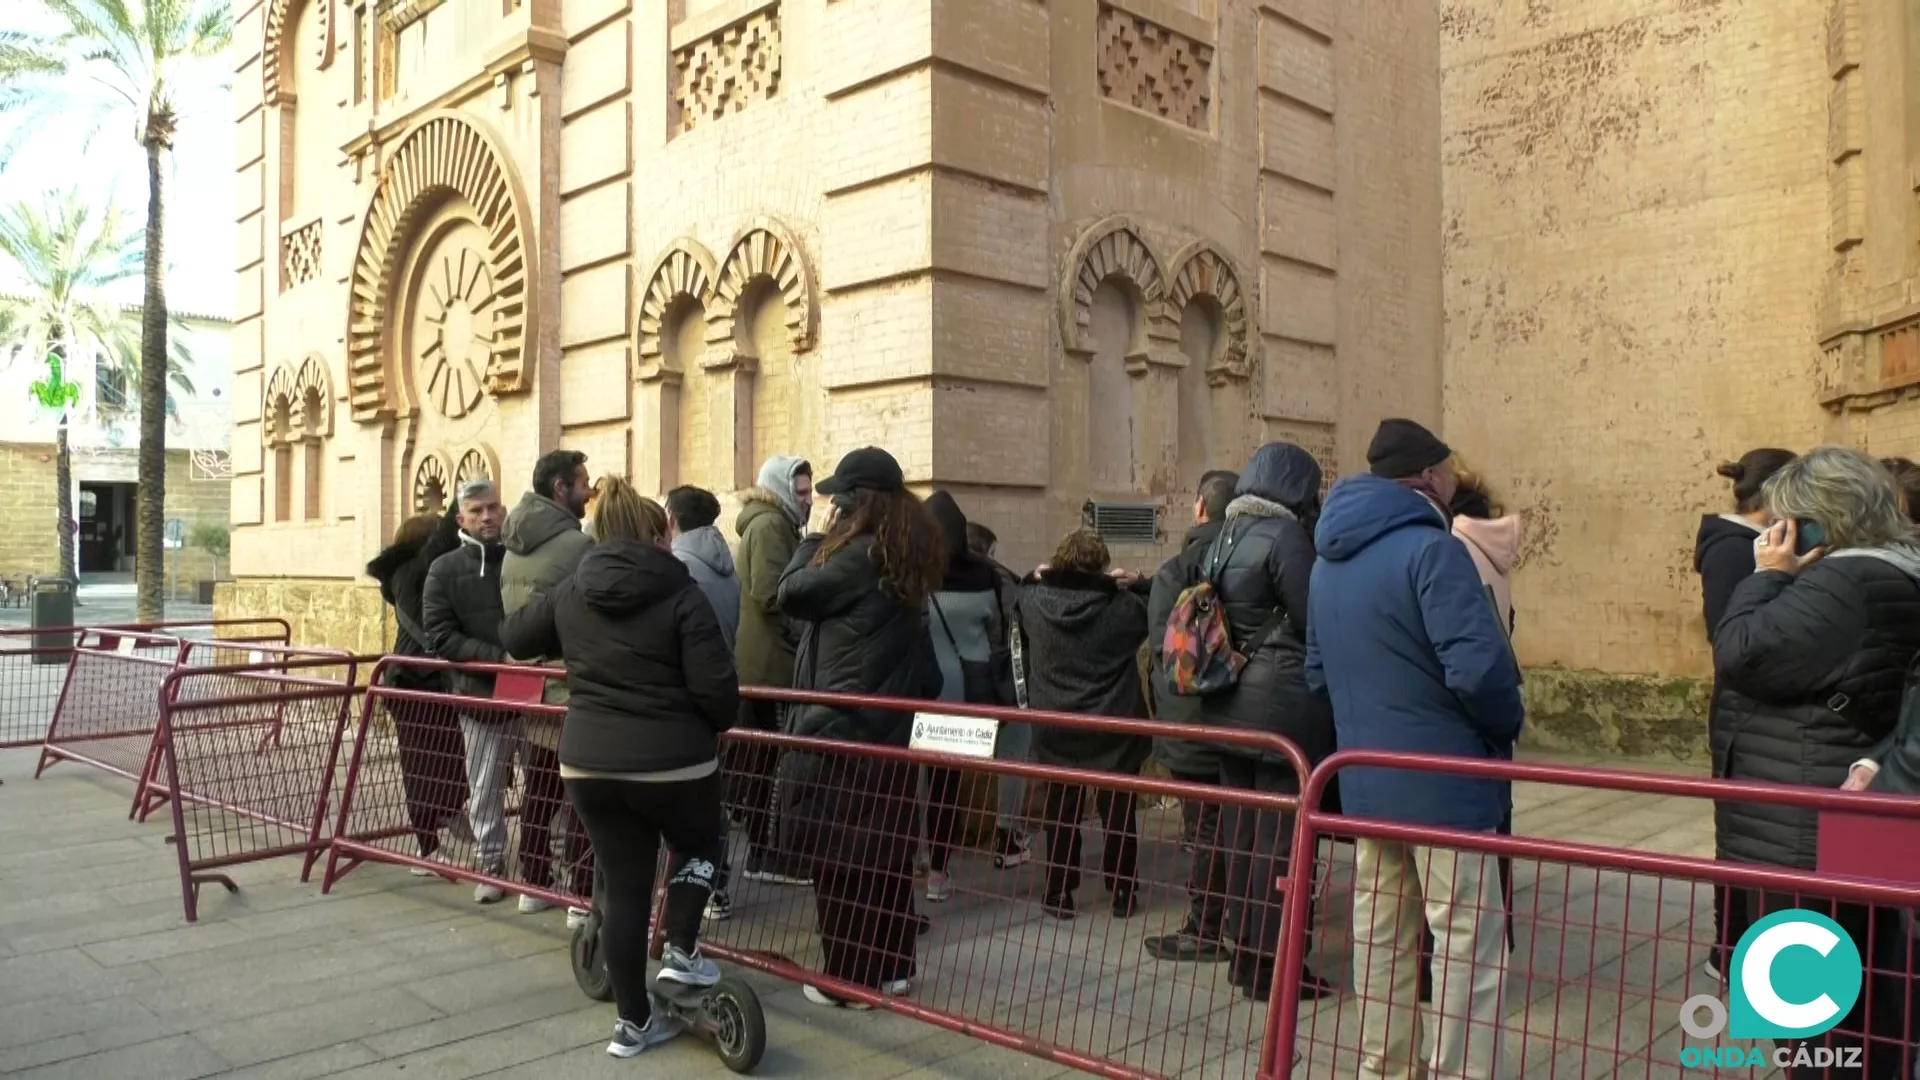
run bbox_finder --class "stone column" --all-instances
[702,341,756,492]
[631,370,681,495]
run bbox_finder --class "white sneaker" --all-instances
[802,984,872,1011]
[517,894,553,914]
[606,1016,682,1058]
[566,907,590,931]
[925,871,951,903]
[656,944,721,988]
[883,978,911,996]
[474,881,505,904]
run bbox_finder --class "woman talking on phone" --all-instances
[776,447,946,1009]
[1712,445,1920,1079]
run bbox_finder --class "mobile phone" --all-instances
[1794,518,1828,556]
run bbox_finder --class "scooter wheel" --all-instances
[570,919,613,1002]
[706,976,766,1074]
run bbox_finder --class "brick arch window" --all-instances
[1167,242,1253,493]
[1060,218,1175,496]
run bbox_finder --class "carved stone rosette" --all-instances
[345,111,537,423]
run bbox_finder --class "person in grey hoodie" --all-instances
[730,455,813,886]
[922,491,1027,903]
[666,486,741,651]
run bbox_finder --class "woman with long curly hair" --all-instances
[776,447,947,1009]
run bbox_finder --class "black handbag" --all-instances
[931,595,1017,707]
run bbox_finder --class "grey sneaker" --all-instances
[474,881,504,905]
[606,1015,682,1058]
[655,944,721,988]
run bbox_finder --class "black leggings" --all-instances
[567,772,725,1027]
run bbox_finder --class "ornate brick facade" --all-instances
[221,0,1442,678]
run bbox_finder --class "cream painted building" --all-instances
[1441,0,1920,757]
[221,0,1443,652]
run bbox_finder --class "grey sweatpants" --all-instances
[459,713,527,871]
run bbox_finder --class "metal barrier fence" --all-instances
[33,631,351,821]
[0,618,291,749]
[155,660,368,921]
[131,641,355,822]
[324,659,592,911]
[34,629,194,787]
[1264,752,1920,1079]
[323,660,1315,1080]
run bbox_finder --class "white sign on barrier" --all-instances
[249,650,266,665]
[115,636,137,656]
[909,712,1000,759]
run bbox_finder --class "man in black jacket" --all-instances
[423,478,516,901]
[1143,469,1237,963]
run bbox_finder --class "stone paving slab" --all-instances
[0,748,1083,1079]
[0,741,1790,1078]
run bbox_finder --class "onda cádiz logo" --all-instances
[1678,909,1864,1071]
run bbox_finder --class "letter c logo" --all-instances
[1727,910,1862,1040]
[1741,922,1841,1031]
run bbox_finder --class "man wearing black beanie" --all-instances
[1366,417,1459,511]
[1305,416,1522,1077]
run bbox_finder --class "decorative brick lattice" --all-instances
[672,8,782,135]
[1096,4,1213,131]
[282,220,322,291]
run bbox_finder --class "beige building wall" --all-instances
[1440,0,1856,756]
[1821,0,1920,458]
[220,0,1444,655]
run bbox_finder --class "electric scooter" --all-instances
[571,867,766,1074]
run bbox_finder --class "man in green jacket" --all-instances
[730,454,811,885]
[499,449,595,916]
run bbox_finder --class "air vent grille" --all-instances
[1085,501,1160,545]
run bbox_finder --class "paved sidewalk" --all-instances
[0,748,1072,1080]
[0,743,1785,1079]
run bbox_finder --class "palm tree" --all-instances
[1,1,231,619]
[0,191,193,589]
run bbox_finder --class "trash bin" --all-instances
[31,578,76,664]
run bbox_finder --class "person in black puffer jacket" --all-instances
[775,447,946,1008]
[1018,529,1152,921]
[1198,441,1334,1002]
[1694,446,1794,980]
[365,503,470,862]
[498,478,738,1057]
[1713,446,1920,1080]
[1141,468,1237,963]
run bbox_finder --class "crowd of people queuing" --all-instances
[361,422,1920,1075]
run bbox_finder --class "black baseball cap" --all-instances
[816,446,905,495]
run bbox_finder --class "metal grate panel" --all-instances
[1084,500,1160,545]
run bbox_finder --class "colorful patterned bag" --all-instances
[1162,521,1285,697]
[1162,578,1246,697]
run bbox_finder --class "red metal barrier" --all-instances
[131,641,355,821]
[324,658,590,911]
[0,618,291,749]
[1262,752,1920,1079]
[155,660,366,921]
[32,630,348,821]
[33,629,191,785]
[325,661,1315,1080]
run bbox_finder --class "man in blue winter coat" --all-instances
[1306,418,1523,1080]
